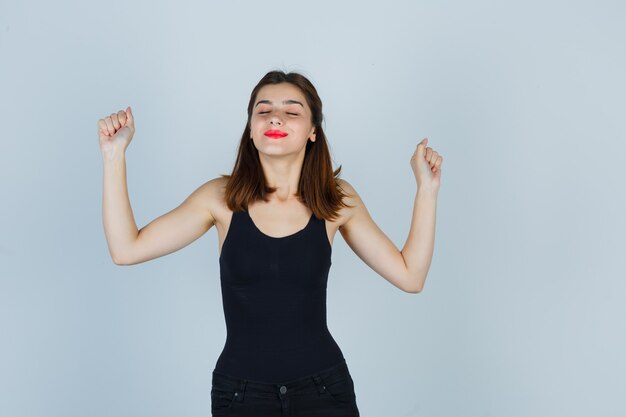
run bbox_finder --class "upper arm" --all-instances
[337,179,415,293]
[115,178,218,266]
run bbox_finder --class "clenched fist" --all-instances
[98,106,135,158]
[410,137,443,192]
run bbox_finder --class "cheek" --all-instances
[250,118,263,129]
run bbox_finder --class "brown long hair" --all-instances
[219,70,353,221]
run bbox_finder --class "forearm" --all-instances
[102,153,139,264]
[401,187,438,292]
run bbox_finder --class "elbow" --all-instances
[405,285,423,294]
[111,252,131,266]
[404,272,426,294]
[110,245,137,266]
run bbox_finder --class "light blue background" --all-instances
[1,1,624,416]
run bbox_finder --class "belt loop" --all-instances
[236,380,247,402]
[312,375,326,394]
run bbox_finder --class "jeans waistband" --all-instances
[211,358,349,398]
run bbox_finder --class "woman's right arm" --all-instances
[99,107,216,266]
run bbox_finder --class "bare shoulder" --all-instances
[335,178,365,228]
[184,176,228,229]
[204,176,230,227]
[337,178,356,196]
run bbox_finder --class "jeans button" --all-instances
[280,385,287,394]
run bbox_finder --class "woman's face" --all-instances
[249,83,316,157]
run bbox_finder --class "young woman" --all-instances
[98,70,443,417]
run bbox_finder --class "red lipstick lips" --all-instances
[264,129,288,138]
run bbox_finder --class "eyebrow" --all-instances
[254,99,304,108]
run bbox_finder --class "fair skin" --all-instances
[99,83,443,294]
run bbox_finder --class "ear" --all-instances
[310,127,316,142]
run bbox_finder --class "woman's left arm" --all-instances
[337,138,442,294]
[403,137,443,292]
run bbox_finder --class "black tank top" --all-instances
[213,208,345,382]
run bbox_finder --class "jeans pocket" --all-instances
[320,372,356,406]
[210,387,237,415]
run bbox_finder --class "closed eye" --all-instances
[259,111,299,115]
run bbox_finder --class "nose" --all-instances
[270,114,283,126]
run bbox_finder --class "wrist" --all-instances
[416,185,438,196]
[102,150,126,163]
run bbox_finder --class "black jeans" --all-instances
[210,359,360,416]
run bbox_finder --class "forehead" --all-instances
[255,83,307,107]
